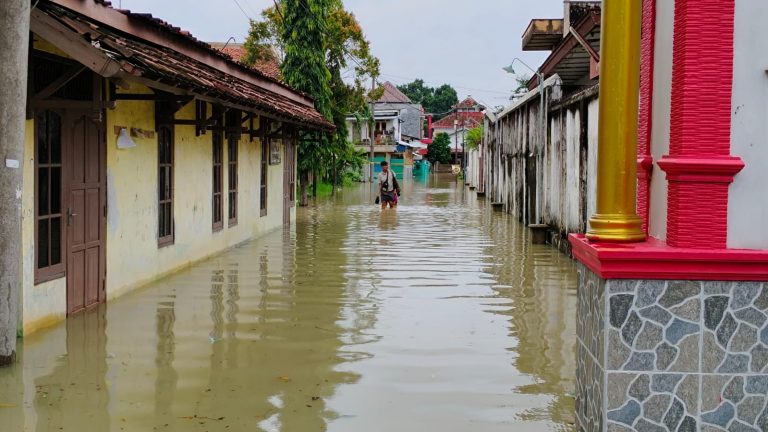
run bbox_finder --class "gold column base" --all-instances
[587,214,646,243]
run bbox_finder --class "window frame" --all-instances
[227,135,238,227]
[34,110,67,284]
[212,131,224,232]
[260,137,268,217]
[157,125,175,247]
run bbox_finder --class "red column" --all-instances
[658,0,744,249]
[637,0,656,234]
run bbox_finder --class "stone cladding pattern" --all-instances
[576,264,768,431]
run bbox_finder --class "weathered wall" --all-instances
[647,0,675,242]
[484,76,598,252]
[728,0,768,250]
[21,120,68,335]
[20,81,291,334]
[104,83,287,300]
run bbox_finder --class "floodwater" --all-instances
[0,174,579,432]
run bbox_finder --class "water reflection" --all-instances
[0,174,578,431]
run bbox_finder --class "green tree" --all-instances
[427,132,452,165]
[244,0,380,200]
[397,80,459,121]
[279,0,332,205]
[466,124,483,151]
[396,79,433,104]
[429,85,459,119]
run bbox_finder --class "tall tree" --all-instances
[279,0,332,205]
[245,0,379,200]
[397,80,459,120]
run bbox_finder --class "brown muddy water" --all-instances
[0,174,578,432]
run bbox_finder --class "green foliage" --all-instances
[430,85,459,119]
[514,75,531,93]
[427,132,453,164]
[466,124,483,151]
[244,0,380,197]
[242,19,280,65]
[397,80,459,120]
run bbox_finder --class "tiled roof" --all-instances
[44,0,332,131]
[377,81,412,104]
[456,97,479,109]
[432,112,484,129]
[209,44,283,81]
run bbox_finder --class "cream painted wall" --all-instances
[21,120,67,335]
[728,0,768,250]
[20,81,293,334]
[105,84,289,300]
[647,0,675,241]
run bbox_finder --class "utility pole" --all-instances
[0,0,31,367]
[369,77,376,183]
[453,119,458,165]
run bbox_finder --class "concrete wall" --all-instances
[728,0,768,250]
[647,0,675,242]
[484,76,597,252]
[21,80,291,334]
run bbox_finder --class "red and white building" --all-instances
[430,97,484,162]
[571,1,768,431]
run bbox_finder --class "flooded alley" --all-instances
[0,175,579,432]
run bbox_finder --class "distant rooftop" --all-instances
[376,81,412,104]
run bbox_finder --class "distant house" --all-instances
[15,0,332,335]
[346,81,424,178]
[431,97,485,164]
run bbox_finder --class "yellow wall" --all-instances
[105,83,289,300]
[20,81,293,334]
[21,120,68,335]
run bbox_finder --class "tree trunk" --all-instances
[0,0,31,367]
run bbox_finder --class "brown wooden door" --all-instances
[283,139,296,226]
[65,110,106,315]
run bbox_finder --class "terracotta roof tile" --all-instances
[210,44,283,81]
[42,1,332,131]
[432,112,484,129]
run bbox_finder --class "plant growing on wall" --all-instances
[466,124,483,151]
[427,132,453,165]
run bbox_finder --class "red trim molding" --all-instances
[570,234,768,281]
[657,157,744,183]
[664,0,738,250]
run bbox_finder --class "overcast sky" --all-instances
[116,0,564,108]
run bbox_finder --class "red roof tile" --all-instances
[432,112,484,129]
[210,44,283,81]
[456,97,479,109]
[42,0,332,131]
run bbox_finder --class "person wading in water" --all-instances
[377,161,400,210]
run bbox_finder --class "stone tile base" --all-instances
[575,264,768,431]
